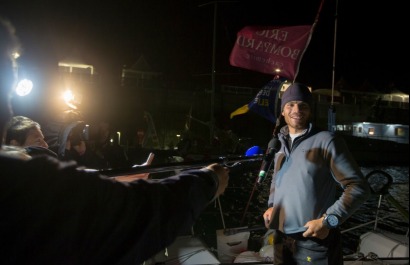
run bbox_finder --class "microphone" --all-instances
[257,137,281,184]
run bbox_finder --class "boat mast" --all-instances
[210,2,217,145]
[328,0,338,132]
[199,1,236,144]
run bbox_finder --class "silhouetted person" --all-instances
[0,17,230,265]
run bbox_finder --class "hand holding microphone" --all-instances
[258,137,281,184]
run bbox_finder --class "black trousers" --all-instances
[273,229,343,265]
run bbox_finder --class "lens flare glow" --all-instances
[15,79,33,96]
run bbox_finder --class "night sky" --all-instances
[1,0,407,87]
[1,0,407,127]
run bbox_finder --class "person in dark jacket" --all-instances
[0,17,229,265]
[5,115,58,157]
[61,121,104,168]
[92,121,131,169]
[262,83,370,265]
[5,115,48,148]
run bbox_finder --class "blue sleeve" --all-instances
[326,135,371,223]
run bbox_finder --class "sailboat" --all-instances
[141,0,408,263]
[137,161,408,265]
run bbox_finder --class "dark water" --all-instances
[192,164,409,256]
[341,166,409,254]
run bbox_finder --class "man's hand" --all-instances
[205,163,229,197]
[302,217,329,239]
[263,207,274,229]
[114,153,155,182]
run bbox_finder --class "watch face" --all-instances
[327,215,339,227]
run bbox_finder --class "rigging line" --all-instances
[331,0,339,106]
[239,174,259,227]
[217,197,226,229]
[239,117,282,226]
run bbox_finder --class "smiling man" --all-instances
[262,83,370,265]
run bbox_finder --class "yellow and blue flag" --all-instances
[230,77,286,123]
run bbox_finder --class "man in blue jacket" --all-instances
[0,17,229,264]
[262,83,370,265]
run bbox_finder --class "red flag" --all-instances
[229,25,312,80]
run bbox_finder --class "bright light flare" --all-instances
[12,52,20,59]
[63,89,77,109]
[15,79,33,96]
[117,132,121,145]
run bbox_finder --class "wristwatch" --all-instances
[322,214,339,229]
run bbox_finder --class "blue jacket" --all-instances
[268,124,370,234]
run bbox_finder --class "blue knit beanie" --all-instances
[280,83,312,110]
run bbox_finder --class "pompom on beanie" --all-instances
[280,83,312,110]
